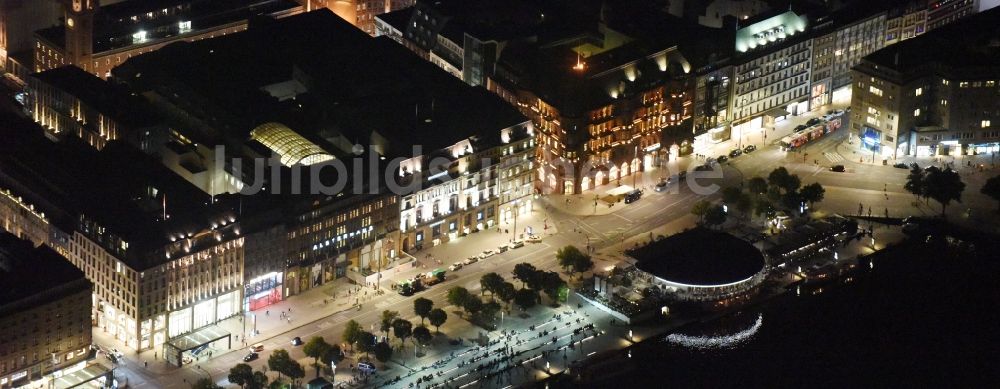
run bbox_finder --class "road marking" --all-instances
[612,213,631,223]
[824,152,844,163]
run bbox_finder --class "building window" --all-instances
[960,81,969,88]
[988,81,996,87]
[942,79,950,86]
[913,108,920,117]
[869,86,883,96]
[983,120,992,128]
[941,99,948,106]
[915,87,922,96]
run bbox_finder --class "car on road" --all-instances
[729,148,742,158]
[806,118,823,126]
[250,343,264,352]
[794,124,808,132]
[291,337,303,346]
[449,262,463,271]
[654,180,669,192]
[244,352,259,362]
[497,244,509,253]
[893,163,909,169]
[829,109,845,116]
[463,256,479,265]
[830,165,845,172]
[526,235,542,243]
[677,171,687,181]
[743,144,757,154]
[479,250,495,259]
[511,240,525,249]
[716,155,729,163]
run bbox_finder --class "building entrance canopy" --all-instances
[51,364,114,389]
[164,325,231,367]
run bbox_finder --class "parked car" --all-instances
[743,144,757,154]
[449,262,464,271]
[830,165,845,172]
[794,124,809,132]
[497,244,509,253]
[463,256,479,265]
[729,148,742,158]
[291,337,303,346]
[479,250,495,259]
[250,343,264,352]
[716,155,729,163]
[526,235,542,243]
[893,163,909,169]
[511,240,525,249]
[244,352,259,362]
[806,118,823,126]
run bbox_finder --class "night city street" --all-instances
[2,1,1000,389]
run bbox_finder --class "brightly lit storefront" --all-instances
[243,272,283,311]
[166,290,239,339]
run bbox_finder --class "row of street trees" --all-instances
[555,245,594,279]
[905,164,966,216]
[225,347,313,389]
[693,167,825,228]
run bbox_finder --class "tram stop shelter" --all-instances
[163,325,231,367]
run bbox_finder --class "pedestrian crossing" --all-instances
[824,152,845,163]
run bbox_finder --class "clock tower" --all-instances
[63,0,97,71]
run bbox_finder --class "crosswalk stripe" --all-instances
[824,152,844,163]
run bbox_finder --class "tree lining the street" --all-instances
[379,310,398,341]
[480,272,505,299]
[227,363,254,388]
[391,318,413,351]
[512,262,539,289]
[266,349,304,386]
[497,281,516,309]
[905,164,966,216]
[191,378,222,389]
[356,331,377,358]
[982,174,1000,212]
[555,245,593,279]
[428,308,448,333]
[446,286,471,308]
[414,297,434,324]
[413,325,433,346]
[302,336,332,378]
[514,288,539,310]
[342,319,362,351]
[373,341,393,363]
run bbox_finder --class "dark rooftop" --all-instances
[628,228,765,286]
[35,0,300,54]
[30,66,158,128]
[862,6,1000,75]
[0,112,237,271]
[113,9,527,157]
[0,232,90,312]
[376,7,414,34]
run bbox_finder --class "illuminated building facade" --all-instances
[0,233,92,389]
[850,7,1000,159]
[26,65,163,150]
[398,124,533,251]
[33,0,302,78]
[726,10,813,140]
[926,0,978,30]
[490,29,692,194]
[809,7,887,109]
[0,116,246,352]
[885,0,928,45]
[322,0,414,36]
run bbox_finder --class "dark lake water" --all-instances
[548,235,1000,388]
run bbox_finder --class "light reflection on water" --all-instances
[665,313,764,350]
